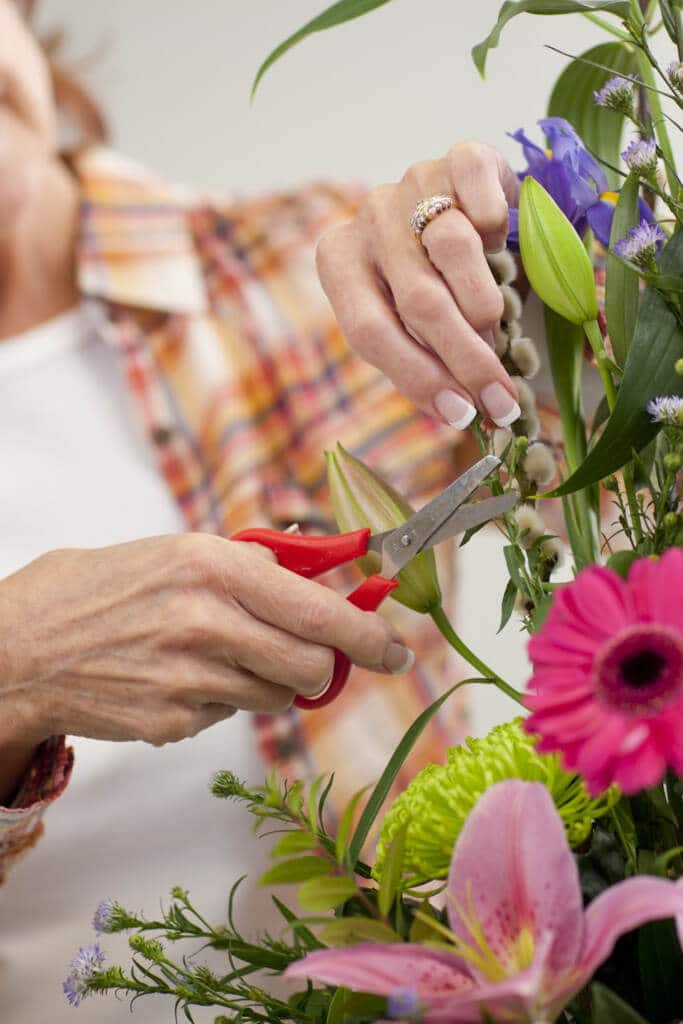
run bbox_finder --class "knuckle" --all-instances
[449,139,488,175]
[360,184,394,231]
[294,594,333,638]
[425,215,480,262]
[170,532,218,587]
[395,280,443,323]
[401,159,437,192]
[470,285,505,327]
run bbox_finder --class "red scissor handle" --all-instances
[295,574,399,709]
[231,527,372,578]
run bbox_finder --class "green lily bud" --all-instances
[326,444,442,613]
[518,176,598,326]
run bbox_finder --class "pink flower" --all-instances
[525,549,683,795]
[285,780,683,1023]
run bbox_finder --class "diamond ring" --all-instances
[410,194,458,242]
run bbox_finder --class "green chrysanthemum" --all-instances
[373,719,617,886]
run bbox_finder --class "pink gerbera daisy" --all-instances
[525,549,683,795]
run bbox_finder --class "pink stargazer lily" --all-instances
[285,780,683,1023]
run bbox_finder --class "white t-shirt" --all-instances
[0,307,277,1023]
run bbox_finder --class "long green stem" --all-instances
[583,318,617,410]
[636,47,680,197]
[622,463,645,545]
[430,603,523,706]
[581,10,633,40]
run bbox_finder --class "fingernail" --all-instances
[383,643,415,675]
[479,328,495,350]
[480,382,521,427]
[434,389,477,430]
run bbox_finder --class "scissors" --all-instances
[232,455,517,710]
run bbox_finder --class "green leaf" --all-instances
[259,856,332,886]
[639,919,683,1022]
[553,230,683,497]
[377,826,407,917]
[319,917,401,946]
[271,895,324,949]
[591,983,650,1023]
[335,786,371,864]
[297,875,358,911]
[348,683,463,865]
[252,0,396,99]
[503,544,527,591]
[270,831,318,858]
[606,173,641,367]
[472,1,630,76]
[548,42,637,191]
[498,576,518,633]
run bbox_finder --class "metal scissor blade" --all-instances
[371,455,503,579]
[420,492,519,551]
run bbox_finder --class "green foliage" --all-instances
[548,42,637,191]
[472,0,631,76]
[606,173,641,367]
[591,983,650,1023]
[553,230,683,497]
[251,0,396,99]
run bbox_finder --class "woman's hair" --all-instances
[16,0,109,151]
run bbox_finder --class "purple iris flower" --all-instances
[507,117,654,251]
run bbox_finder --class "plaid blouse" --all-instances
[0,148,471,880]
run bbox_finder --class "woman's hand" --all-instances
[317,142,522,430]
[0,534,409,749]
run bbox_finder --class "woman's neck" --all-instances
[0,158,80,340]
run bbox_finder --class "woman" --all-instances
[0,1,522,1018]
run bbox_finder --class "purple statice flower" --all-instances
[646,395,683,426]
[622,138,657,178]
[668,60,683,91]
[63,944,106,1007]
[614,219,666,268]
[507,117,654,251]
[594,75,636,114]
[387,987,420,1019]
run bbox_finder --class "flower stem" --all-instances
[583,319,617,411]
[429,603,523,706]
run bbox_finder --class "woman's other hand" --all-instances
[317,142,522,431]
[0,534,409,750]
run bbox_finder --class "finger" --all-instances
[371,217,520,427]
[421,208,504,333]
[445,141,519,252]
[221,603,335,697]
[229,546,413,675]
[318,226,477,429]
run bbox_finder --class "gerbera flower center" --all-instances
[594,624,683,714]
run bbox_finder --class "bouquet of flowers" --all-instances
[64,2,683,1021]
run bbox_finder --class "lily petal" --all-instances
[579,876,683,985]
[447,780,584,978]
[283,944,473,998]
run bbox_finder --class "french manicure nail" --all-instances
[383,643,415,675]
[480,382,521,428]
[434,389,477,430]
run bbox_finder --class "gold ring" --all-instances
[410,194,458,242]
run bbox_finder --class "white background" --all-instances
[33,0,664,731]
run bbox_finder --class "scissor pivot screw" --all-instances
[400,532,413,548]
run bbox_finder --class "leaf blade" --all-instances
[552,230,683,497]
[472,1,630,76]
[252,0,396,98]
[605,172,640,366]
